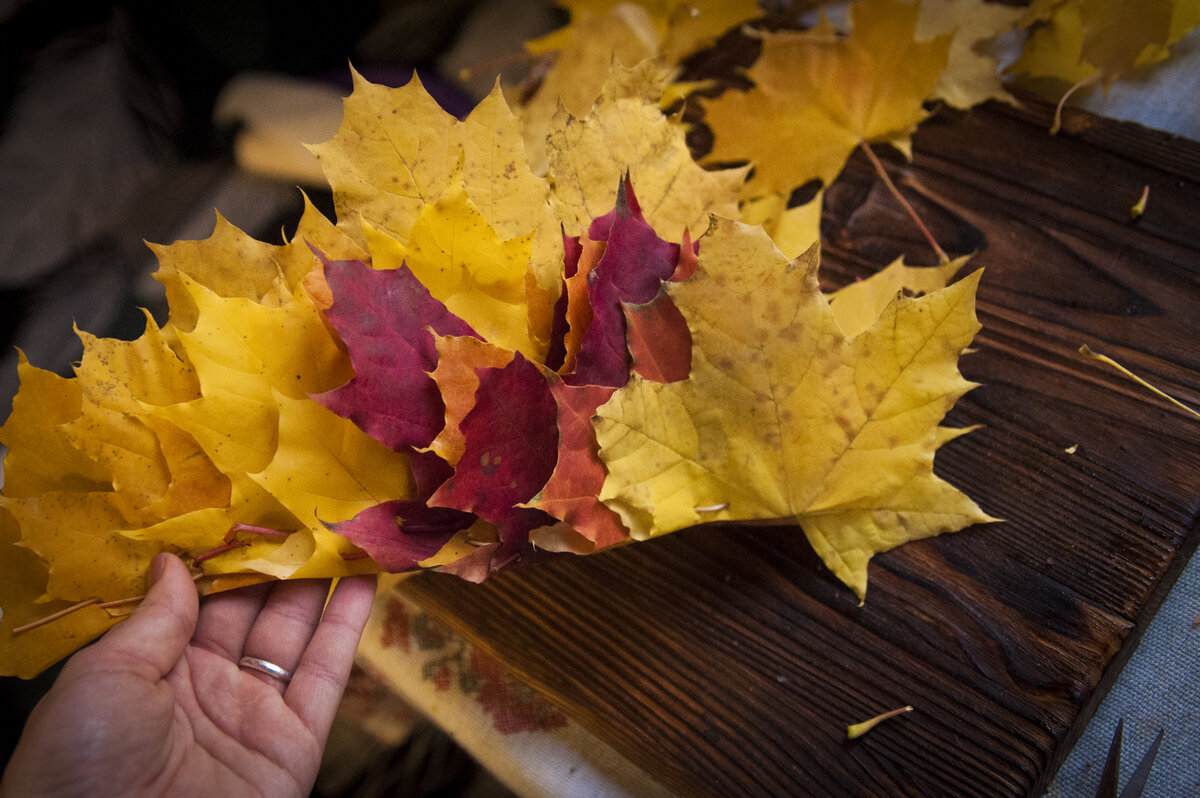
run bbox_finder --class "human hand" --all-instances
[1,553,377,798]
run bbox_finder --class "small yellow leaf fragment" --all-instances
[847,705,913,740]
[1131,185,1149,219]
[1064,444,1078,454]
[1079,345,1200,420]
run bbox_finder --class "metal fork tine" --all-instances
[1117,729,1165,798]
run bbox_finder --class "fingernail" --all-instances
[148,553,169,587]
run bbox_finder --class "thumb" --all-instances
[91,553,199,680]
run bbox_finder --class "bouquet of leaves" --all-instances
[4,0,1195,679]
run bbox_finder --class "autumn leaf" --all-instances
[552,231,605,374]
[624,288,692,384]
[527,381,626,550]
[563,180,684,387]
[312,72,552,246]
[2,40,1007,677]
[314,256,479,456]
[427,353,562,573]
[1010,0,1200,90]
[0,353,113,498]
[545,60,745,238]
[518,0,760,159]
[311,74,564,358]
[427,334,516,467]
[151,195,364,332]
[519,5,660,173]
[0,316,216,614]
[1009,0,1097,87]
[700,0,952,197]
[67,319,229,524]
[1078,0,1176,86]
[247,391,416,566]
[0,506,121,679]
[5,491,161,604]
[141,273,350,480]
[328,501,477,573]
[458,85,554,241]
[595,220,994,600]
[738,190,823,261]
[528,0,760,65]
[916,0,1023,109]
[82,223,412,587]
[363,181,544,357]
[428,353,559,521]
[129,269,416,578]
[829,256,968,339]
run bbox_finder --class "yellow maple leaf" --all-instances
[1009,0,1097,86]
[364,181,544,357]
[61,318,222,521]
[461,83,559,241]
[151,195,363,332]
[0,506,120,679]
[165,273,352,403]
[546,60,745,238]
[916,0,1023,109]
[310,71,465,246]
[312,74,564,354]
[700,0,952,197]
[519,5,661,173]
[1079,0,1175,85]
[737,190,823,261]
[595,220,994,600]
[1010,0,1200,90]
[133,273,414,577]
[829,255,968,339]
[313,72,551,244]
[136,391,413,581]
[249,391,415,558]
[0,354,111,497]
[0,315,223,611]
[528,0,761,64]
[0,203,413,653]
[5,491,160,604]
[519,0,765,173]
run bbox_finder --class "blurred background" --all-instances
[0,0,560,793]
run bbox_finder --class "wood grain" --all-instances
[396,101,1200,797]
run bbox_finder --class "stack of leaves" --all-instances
[0,33,1001,678]
[523,0,1199,228]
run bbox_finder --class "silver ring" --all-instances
[238,655,293,682]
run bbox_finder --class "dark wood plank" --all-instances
[396,101,1200,797]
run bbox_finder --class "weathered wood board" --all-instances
[396,101,1200,797]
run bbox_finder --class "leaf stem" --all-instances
[194,541,249,565]
[858,141,949,263]
[1052,75,1100,135]
[11,599,100,634]
[13,573,208,634]
[1079,345,1200,419]
[847,704,913,739]
[224,523,293,543]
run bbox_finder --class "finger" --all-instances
[192,579,273,661]
[238,579,332,690]
[287,574,377,736]
[89,553,199,681]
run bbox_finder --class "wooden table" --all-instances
[393,101,1200,797]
